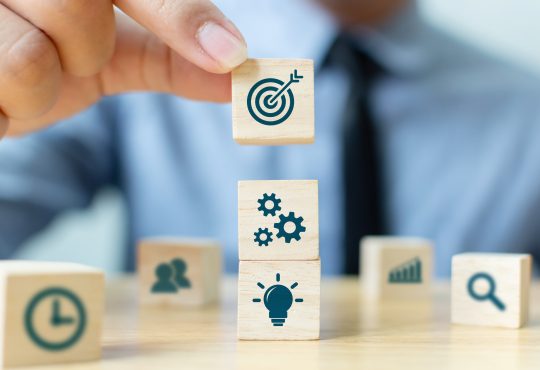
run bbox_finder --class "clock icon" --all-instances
[24,287,86,351]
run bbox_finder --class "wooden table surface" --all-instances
[20,277,540,370]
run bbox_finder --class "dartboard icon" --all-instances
[247,69,303,126]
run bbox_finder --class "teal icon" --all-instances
[388,257,422,284]
[254,227,273,247]
[252,273,303,327]
[247,69,303,126]
[467,272,506,311]
[253,193,306,247]
[151,258,191,294]
[25,287,86,351]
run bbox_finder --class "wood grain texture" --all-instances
[361,237,433,300]
[232,59,314,145]
[16,276,540,370]
[0,261,104,368]
[138,238,222,307]
[451,253,531,329]
[238,180,319,261]
[238,260,320,340]
[11,277,540,370]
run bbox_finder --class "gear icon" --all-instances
[273,212,306,243]
[254,228,273,246]
[257,193,282,217]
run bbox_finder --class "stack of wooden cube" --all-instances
[232,59,320,340]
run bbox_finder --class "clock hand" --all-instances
[51,298,75,326]
[51,299,61,325]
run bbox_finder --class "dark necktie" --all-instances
[325,33,386,274]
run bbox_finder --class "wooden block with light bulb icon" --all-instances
[238,259,320,340]
[0,261,104,368]
[138,238,222,307]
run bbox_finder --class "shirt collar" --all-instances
[349,2,434,76]
[221,0,433,76]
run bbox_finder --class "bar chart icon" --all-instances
[388,257,422,284]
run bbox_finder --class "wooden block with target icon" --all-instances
[451,253,532,329]
[0,261,104,367]
[232,58,314,145]
[238,259,320,340]
[238,180,319,261]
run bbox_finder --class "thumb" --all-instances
[114,0,248,73]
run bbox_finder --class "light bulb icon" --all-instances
[252,273,303,326]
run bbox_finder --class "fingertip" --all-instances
[196,21,247,73]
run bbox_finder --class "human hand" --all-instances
[0,0,247,137]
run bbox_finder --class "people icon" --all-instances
[171,258,191,289]
[151,263,178,293]
[151,258,191,294]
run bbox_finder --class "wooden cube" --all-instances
[238,180,319,261]
[361,237,433,300]
[138,238,222,306]
[0,261,104,368]
[238,260,320,340]
[451,253,532,329]
[232,59,314,145]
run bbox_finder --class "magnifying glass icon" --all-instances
[467,272,506,311]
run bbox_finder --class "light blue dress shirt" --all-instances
[1,1,539,275]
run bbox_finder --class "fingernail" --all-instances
[197,22,247,70]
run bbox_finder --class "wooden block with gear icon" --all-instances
[238,180,319,261]
[451,253,532,329]
[0,261,104,368]
[232,58,314,145]
[138,238,222,307]
[238,259,320,340]
[360,236,434,301]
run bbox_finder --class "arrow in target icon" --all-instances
[267,70,303,105]
[247,69,304,126]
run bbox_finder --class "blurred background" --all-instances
[13,0,540,275]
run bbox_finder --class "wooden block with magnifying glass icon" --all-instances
[238,259,320,340]
[451,253,532,329]
[138,238,222,307]
[360,236,433,301]
[232,58,314,145]
[0,261,104,368]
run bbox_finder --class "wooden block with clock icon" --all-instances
[138,238,222,307]
[0,261,104,367]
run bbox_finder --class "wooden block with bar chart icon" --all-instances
[451,253,532,329]
[238,180,319,261]
[237,259,320,340]
[232,58,314,145]
[360,237,433,300]
[0,261,104,368]
[138,238,222,307]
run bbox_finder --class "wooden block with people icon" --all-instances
[360,236,433,301]
[237,259,320,340]
[232,59,315,145]
[137,238,222,307]
[0,261,104,367]
[451,253,532,329]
